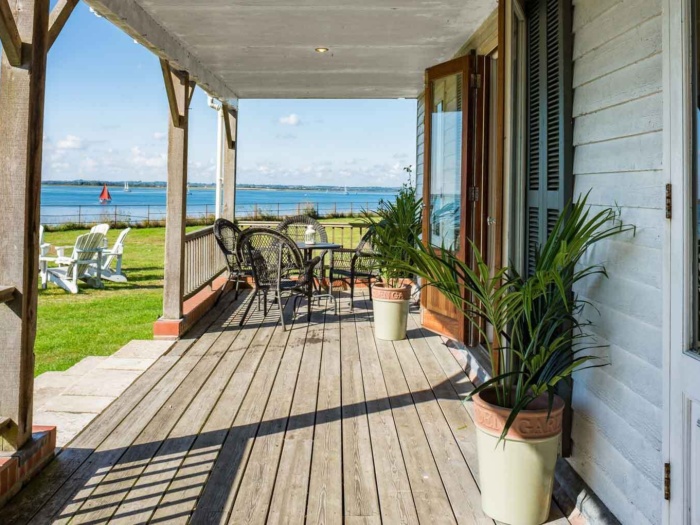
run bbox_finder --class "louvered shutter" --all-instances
[525,0,573,275]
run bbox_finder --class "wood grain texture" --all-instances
[47,0,78,49]
[3,293,572,524]
[0,0,48,451]
[161,63,189,320]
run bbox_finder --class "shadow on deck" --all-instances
[2,290,569,524]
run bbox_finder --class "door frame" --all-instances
[664,0,694,522]
[421,54,472,343]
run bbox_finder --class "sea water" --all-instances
[40,185,397,225]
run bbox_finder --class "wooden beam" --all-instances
[160,59,182,129]
[48,0,78,50]
[0,285,15,303]
[222,105,237,150]
[186,80,196,108]
[85,0,237,101]
[0,0,23,66]
[0,0,49,452]
[162,69,190,320]
[222,105,237,222]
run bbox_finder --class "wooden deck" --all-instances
[2,291,570,524]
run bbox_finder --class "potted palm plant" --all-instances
[389,194,633,524]
[362,184,422,340]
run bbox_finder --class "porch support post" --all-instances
[0,0,49,451]
[222,104,238,222]
[161,59,194,321]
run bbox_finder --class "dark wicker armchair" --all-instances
[276,215,329,280]
[237,227,320,331]
[329,227,380,307]
[213,218,248,300]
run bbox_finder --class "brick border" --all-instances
[0,426,56,509]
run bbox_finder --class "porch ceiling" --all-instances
[86,0,496,100]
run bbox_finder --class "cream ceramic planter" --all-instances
[473,390,565,525]
[371,283,411,341]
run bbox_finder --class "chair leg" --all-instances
[240,288,257,326]
[263,291,268,316]
[278,289,287,331]
[350,270,355,310]
[234,274,240,300]
[307,292,312,321]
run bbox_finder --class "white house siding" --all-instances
[570,0,664,523]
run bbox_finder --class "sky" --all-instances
[33,2,417,188]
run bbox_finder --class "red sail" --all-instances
[99,184,111,202]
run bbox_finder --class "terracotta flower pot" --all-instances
[371,283,411,340]
[473,389,565,525]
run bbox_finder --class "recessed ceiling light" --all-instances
[315,47,329,53]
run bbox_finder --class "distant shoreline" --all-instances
[42,182,400,193]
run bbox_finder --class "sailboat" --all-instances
[99,184,112,204]
[344,185,349,195]
[187,183,193,195]
[123,181,131,192]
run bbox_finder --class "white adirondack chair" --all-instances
[87,228,130,283]
[38,225,50,257]
[55,223,110,258]
[43,232,106,294]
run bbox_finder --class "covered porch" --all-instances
[1,293,570,524]
[0,0,589,522]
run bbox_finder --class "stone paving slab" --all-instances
[63,368,143,397]
[112,339,174,360]
[63,356,108,376]
[31,339,175,450]
[33,411,97,448]
[97,357,157,371]
[41,395,116,415]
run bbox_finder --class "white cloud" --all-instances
[130,146,166,168]
[56,135,84,150]
[153,132,166,141]
[278,113,301,126]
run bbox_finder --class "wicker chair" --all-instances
[213,218,247,300]
[237,227,320,331]
[329,227,380,307]
[276,215,329,280]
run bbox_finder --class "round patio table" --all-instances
[296,241,342,310]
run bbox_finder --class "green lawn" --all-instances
[36,218,365,376]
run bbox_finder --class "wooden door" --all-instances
[422,55,485,345]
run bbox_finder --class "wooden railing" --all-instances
[184,226,227,299]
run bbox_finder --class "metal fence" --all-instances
[41,201,381,227]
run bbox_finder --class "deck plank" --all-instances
[227,308,310,524]
[62,294,263,524]
[153,298,296,524]
[2,292,571,525]
[339,305,381,520]
[353,304,420,525]
[306,299,344,525]
[187,300,298,524]
[362,303,457,524]
[2,292,244,525]
[25,293,247,525]
[105,298,275,524]
[266,303,327,525]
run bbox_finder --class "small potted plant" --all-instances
[362,184,422,340]
[390,194,633,524]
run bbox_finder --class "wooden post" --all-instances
[161,59,194,321]
[222,104,237,222]
[0,0,49,452]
